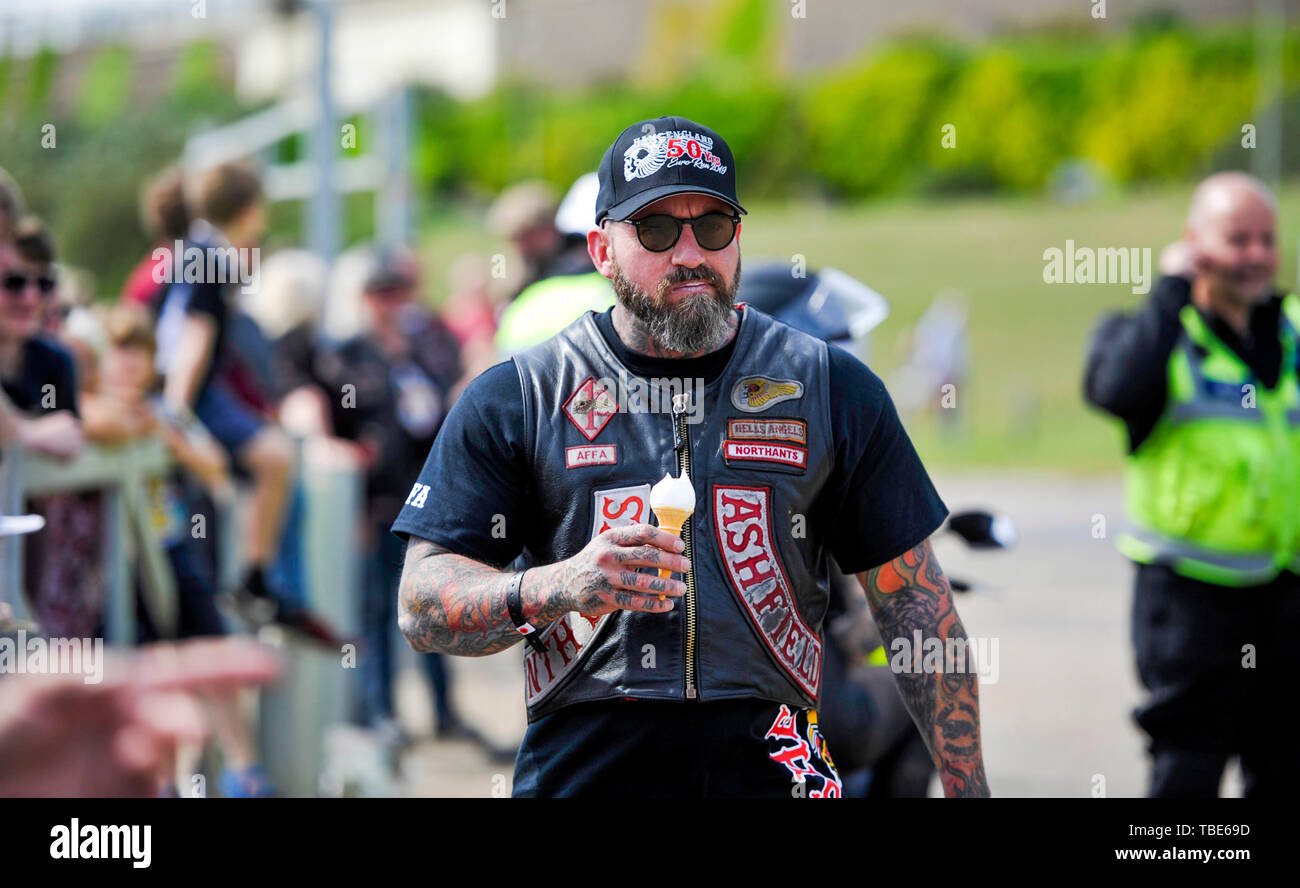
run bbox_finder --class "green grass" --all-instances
[419,180,1300,474]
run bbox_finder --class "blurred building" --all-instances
[2,0,1292,114]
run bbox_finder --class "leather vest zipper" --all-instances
[671,392,698,699]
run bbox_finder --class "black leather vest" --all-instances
[512,304,835,720]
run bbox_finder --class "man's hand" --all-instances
[0,638,281,797]
[858,538,990,798]
[398,525,688,657]
[552,523,688,617]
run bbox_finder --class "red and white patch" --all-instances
[565,444,617,468]
[523,484,648,707]
[713,485,821,698]
[563,375,618,442]
[727,418,807,444]
[724,440,807,469]
[765,705,842,798]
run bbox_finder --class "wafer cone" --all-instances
[652,506,691,579]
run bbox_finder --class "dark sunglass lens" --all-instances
[2,274,26,293]
[37,277,57,294]
[694,214,735,250]
[636,216,680,251]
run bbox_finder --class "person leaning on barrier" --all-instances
[1084,171,1300,797]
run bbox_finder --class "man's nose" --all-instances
[670,222,707,268]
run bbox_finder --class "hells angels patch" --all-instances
[713,485,822,697]
[727,417,807,444]
[730,376,804,413]
[523,484,649,707]
[563,375,618,441]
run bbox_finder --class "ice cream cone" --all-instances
[651,506,691,579]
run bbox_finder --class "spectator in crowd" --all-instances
[487,180,593,302]
[79,304,274,796]
[442,253,500,392]
[0,226,91,636]
[155,162,336,643]
[316,246,474,743]
[121,167,190,309]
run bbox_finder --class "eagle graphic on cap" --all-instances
[741,378,799,409]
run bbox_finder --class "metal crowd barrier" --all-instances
[0,436,364,797]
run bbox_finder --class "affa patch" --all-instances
[713,485,821,697]
[523,484,648,707]
[563,375,618,442]
[730,376,804,413]
[565,444,617,468]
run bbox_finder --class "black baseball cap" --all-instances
[595,116,746,226]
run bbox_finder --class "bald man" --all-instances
[1085,172,1300,798]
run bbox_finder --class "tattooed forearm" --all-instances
[397,539,570,657]
[858,539,990,798]
[397,526,688,657]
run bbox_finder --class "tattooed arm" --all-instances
[397,525,690,657]
[857,539,990,797]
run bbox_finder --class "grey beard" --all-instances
[611,255,741,353]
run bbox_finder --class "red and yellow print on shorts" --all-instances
[764,704,842,798]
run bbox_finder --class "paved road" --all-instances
[391,472,1241,798]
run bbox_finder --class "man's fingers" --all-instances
[608,588,677,613]
[613,570,685,598]
[608,523,686,552]
[607,545,690,574]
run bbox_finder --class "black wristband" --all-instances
[506,569,548,655]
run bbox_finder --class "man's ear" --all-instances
[587,224,615,279]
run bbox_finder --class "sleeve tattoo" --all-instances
[858,539,990,797]
[397,538,572,657]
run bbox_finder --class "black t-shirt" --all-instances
[1,336,79,417]
[318,313,462,522]
[393,307,947,575]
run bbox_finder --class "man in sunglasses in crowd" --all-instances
[0,220,83,461]
[393,117,988,797]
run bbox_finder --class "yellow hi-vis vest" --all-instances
[1117,294,1300,586]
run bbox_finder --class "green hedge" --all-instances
[413,24,1300,201]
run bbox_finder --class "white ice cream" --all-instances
[650,470,695,516]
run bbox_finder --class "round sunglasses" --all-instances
[1,272,57,296]
[625,211,740,253]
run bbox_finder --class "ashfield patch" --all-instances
[524,483,649,707]
[731,376,804,413]
[713,485,821,697]
[724,440,807,472]
[727,417,807,444]
[563,375,618,441]
[565,444,617,468]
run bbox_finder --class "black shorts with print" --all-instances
[512,697,842,798]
